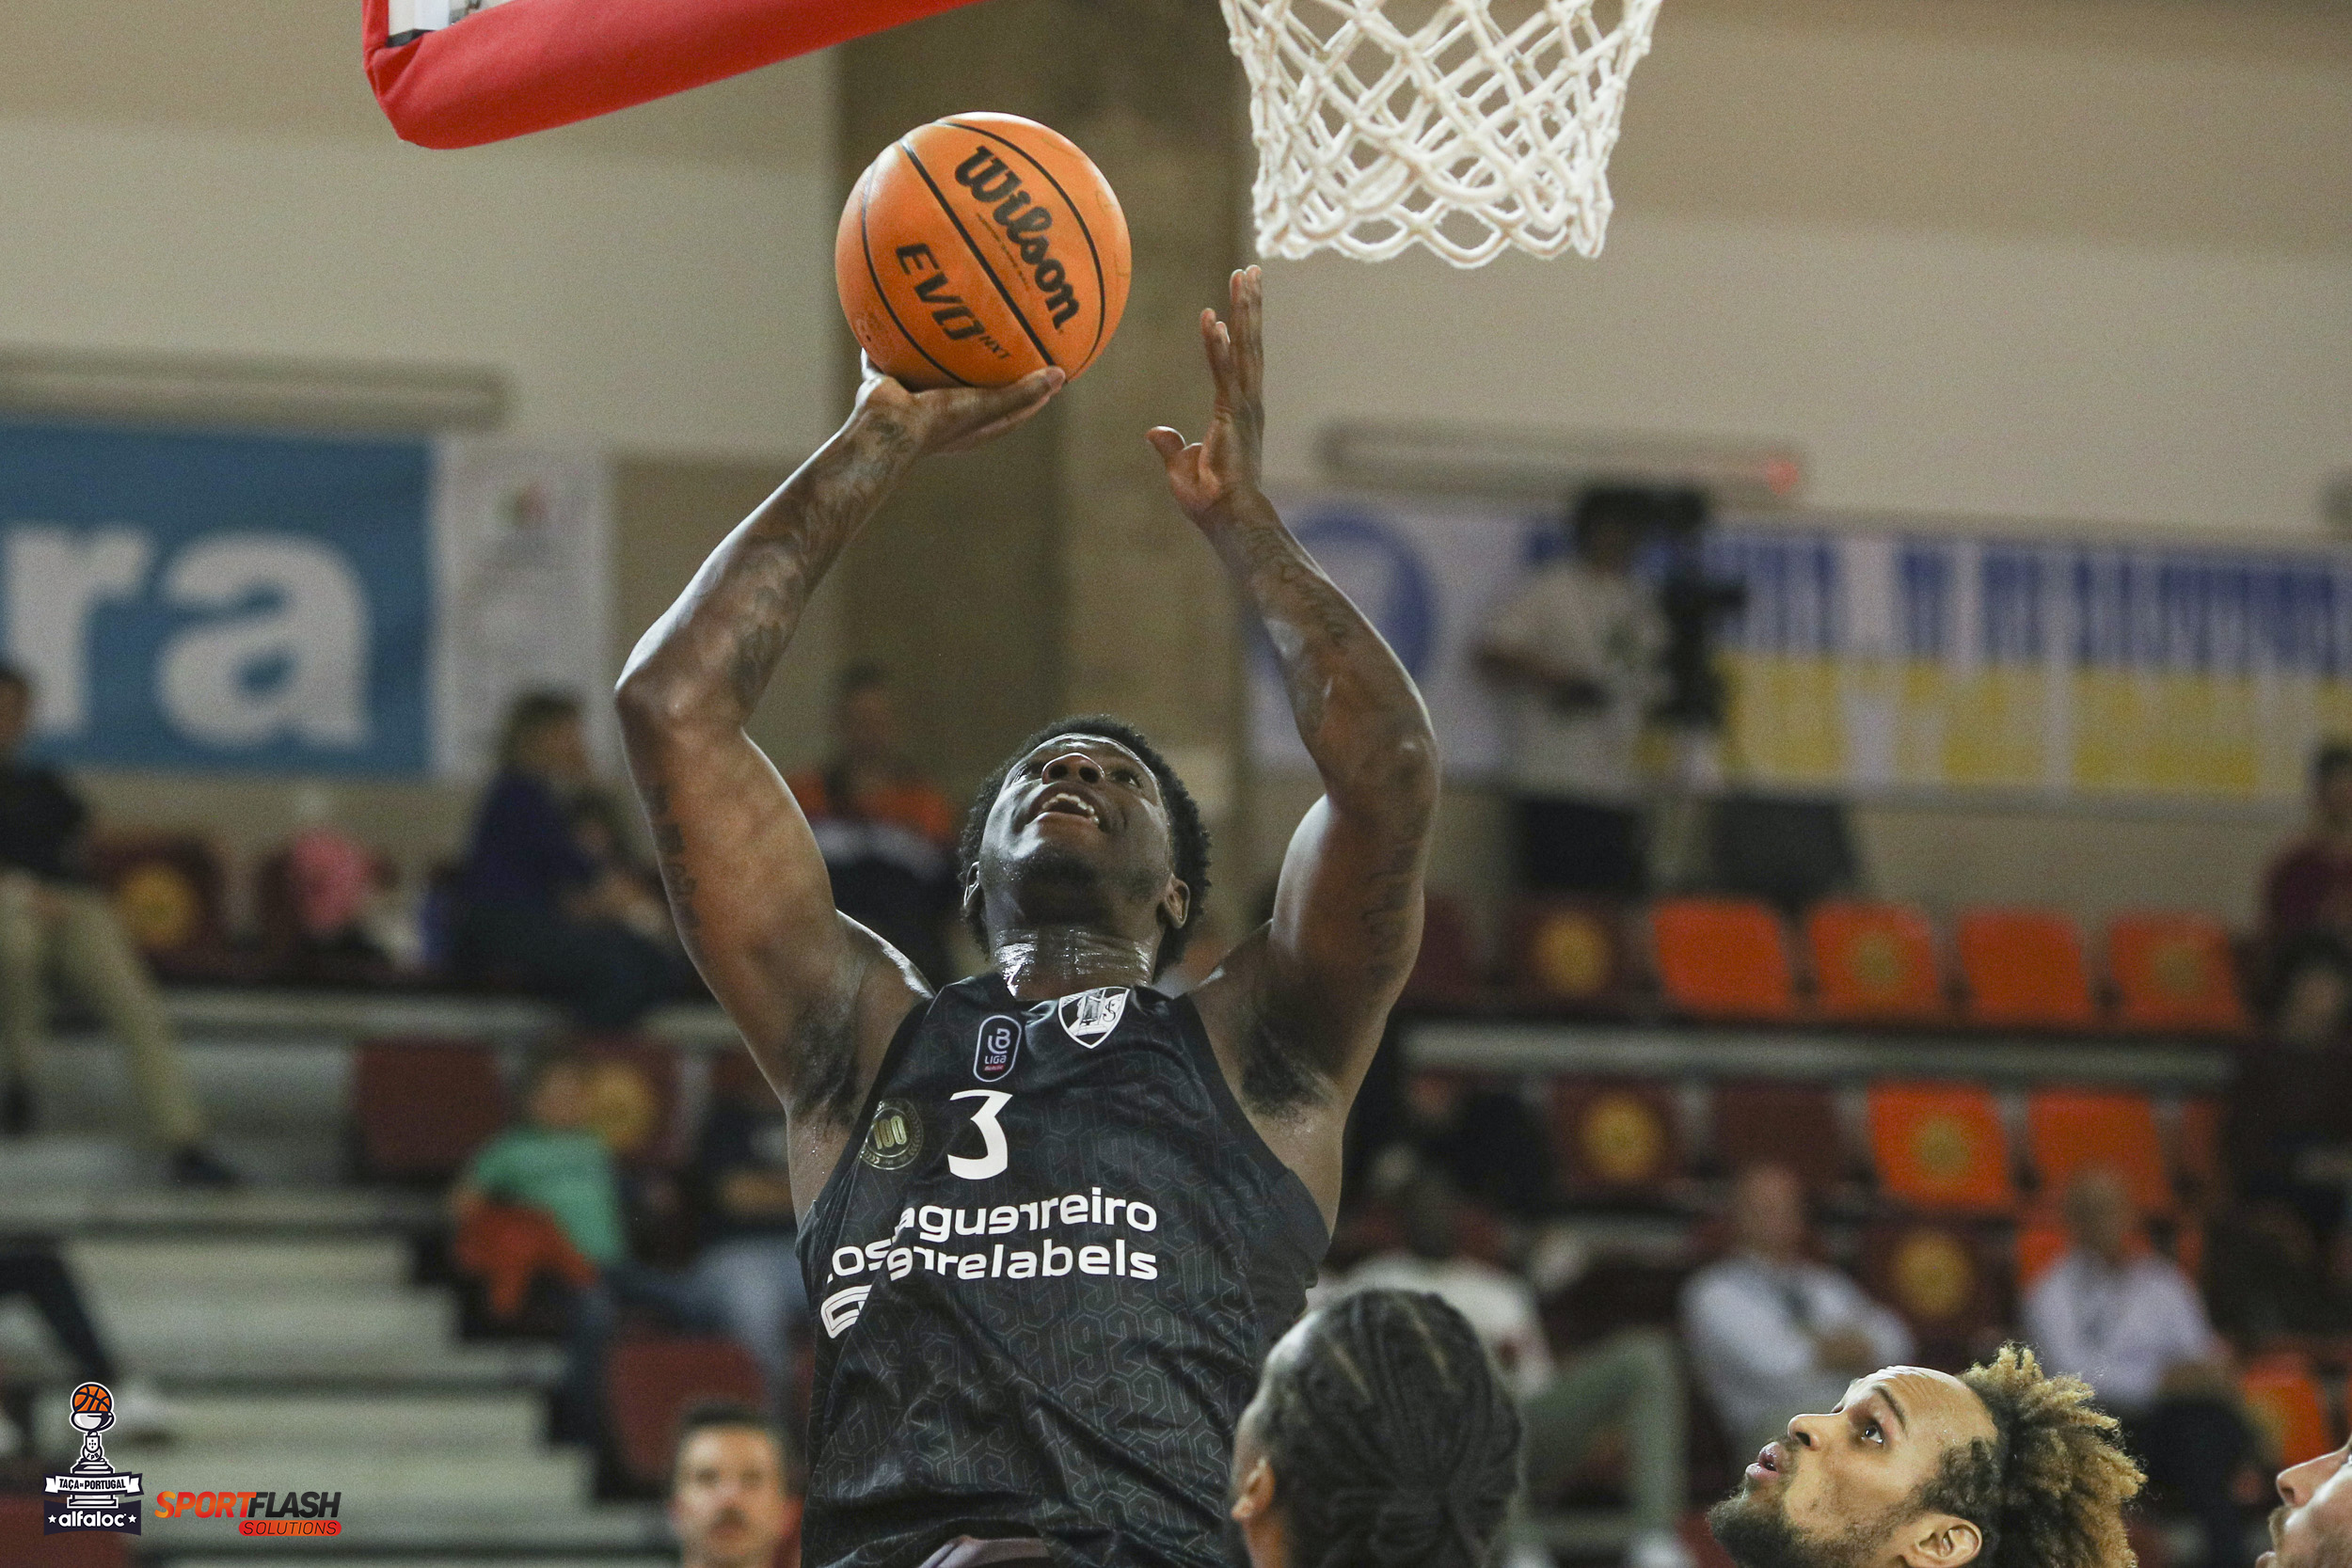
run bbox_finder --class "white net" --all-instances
[1221,0,1664,267]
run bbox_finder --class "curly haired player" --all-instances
[1708,1344,2144,1568]
[619,267,1435,1568]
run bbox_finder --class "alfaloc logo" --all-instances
[43,1382,141,1535]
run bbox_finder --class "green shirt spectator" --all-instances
[464,1125,627,1267]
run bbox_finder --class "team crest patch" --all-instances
[973,1014,1022,1082]
[858,1099,925,1171]
[1057,987,1128,1050]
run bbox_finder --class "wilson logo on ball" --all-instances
[952,147,1080,328]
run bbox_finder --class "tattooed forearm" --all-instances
[640,784,702,934]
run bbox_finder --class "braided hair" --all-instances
[1256,1290,1523,1568]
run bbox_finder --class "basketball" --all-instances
[72,1383,111,1417]
[836,112,1131,390]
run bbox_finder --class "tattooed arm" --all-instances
[617,361,1062,1205]
[1153,270,1438,1216]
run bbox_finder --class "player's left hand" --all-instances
[1146,266,1268,528]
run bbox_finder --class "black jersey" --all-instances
[796,974,1328,1568]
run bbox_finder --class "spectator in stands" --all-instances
[670,1400,801,1568]
[0,1240,177,1451]
[572,788,682,953]
[1475,489,1666,896]
[2023,1166,2252,1568]
[1705,1344,2143,1568]
[455,691,680,1029]
[452,1050,715,1445]
[691,1061,806,1415]
[2263,741,2352,1045]
[2266,1434,2351,1568]
[1335,1168,1692,1568]
[0,664,237,1186]
[786,665,959,986]
[1683,1164,1914,1461]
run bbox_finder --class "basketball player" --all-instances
[1229,1289,1521,1568]
[618,266,1436,1568]
[2265,1435,2352,1568]
[670,1401,800,1568]
[1706,1346,2143,1568]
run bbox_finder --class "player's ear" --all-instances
[1230,1455,1275,1524]
[1897,1513,1982,1568]
[1160,876,1190,933]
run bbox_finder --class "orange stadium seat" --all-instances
[607,1336,768,1489]
[1712,1081,1848,1195]
[1867,1084,2017,1213]
[1551,1078,1682,1196]
[2107,912,2250,1035]
[1652,897,1798,1022]
[86,831,229,969]
[572,1037,686,1171]
[1863,1220,1998,1352]
[2241,1358,2337,1467]
[351,1037,508,1182]
[1957,908,2098,1030]
[2014,1213,2070,1291]
[2026,1090,2172,1216]
[1808,901,1947,1023]
[1509,896,1628,1011]
[1402,892,1485,1008]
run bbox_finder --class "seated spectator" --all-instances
[786,666,958,987]
[571,788,681,954]
[2023,1167,2252,1568]
[1682,1164,1913,1461]
[452,1050,714,1444]
[2263,741,2352,1045]
[1334,1169,1692,1568]
[0,664,237,1185]
[2266,1433,2351,1568]
[690,1060,807,1414]
[0,1240,176,1450]
[669,1400,803,1568]
[454,691,681,1029]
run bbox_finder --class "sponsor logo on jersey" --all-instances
[1057,987,1127,1050]
[820,1284,872,1338]
[973,1014,1022,1082]
[859,1099,925,1171]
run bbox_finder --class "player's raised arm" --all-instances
[1148,268,1438,1123]
[617,362,1062,1142]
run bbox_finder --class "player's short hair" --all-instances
[1256,1290,1522,1568]
[2314,740,2352,790]
[959,715,1211,974]
[1916,1344,2144,1568]
[668,1399,791,1491]
[499,688,582,768]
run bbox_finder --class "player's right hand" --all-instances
[852,355,1065,456]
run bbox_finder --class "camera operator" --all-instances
[1475,487,1668,895]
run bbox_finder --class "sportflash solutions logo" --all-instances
[154,1488,343,1535]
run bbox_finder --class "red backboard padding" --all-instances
[364,0,993,150]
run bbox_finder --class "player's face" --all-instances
[1708,1370,1994,1568]
[2265,1439,2352,1568]
[670,1427,792,1568]
[977,735,1180,928]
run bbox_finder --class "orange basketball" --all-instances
[72,1383,111,1416]
[837,112,1131,390]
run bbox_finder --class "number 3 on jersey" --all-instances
[947,1089,1012,1180]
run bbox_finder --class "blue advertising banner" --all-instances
[0,423,433,775]
[1250,490,2352,805]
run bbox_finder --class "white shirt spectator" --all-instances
[1681,1254,1915,1449]
[1338,1253,1554,1398]
[2022,1250,2223,1417]
[1482,560,1665,802]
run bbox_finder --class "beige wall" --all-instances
[1247,0,2351,930]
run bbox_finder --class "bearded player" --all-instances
[618,267,1434,1568]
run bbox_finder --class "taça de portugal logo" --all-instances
[44,1382,141,1535]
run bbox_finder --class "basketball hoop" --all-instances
[1220,0,1664,267]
